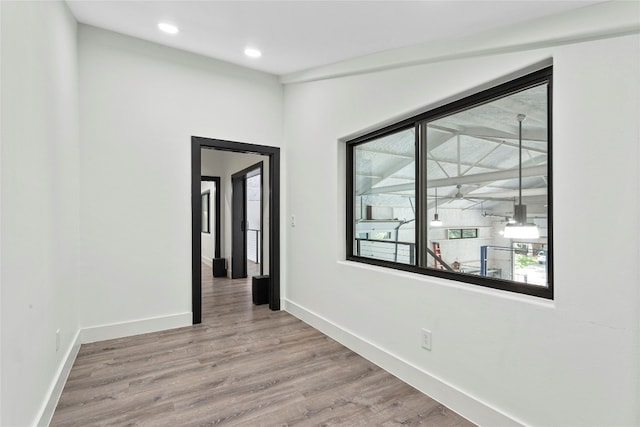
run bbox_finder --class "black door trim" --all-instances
[191,136,280,324]
[201,176,221,259]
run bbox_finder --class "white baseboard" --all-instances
[80,312,193,344]
[34,312,193,426]
[282,299,522,427]
[201,256,213,267]
[35,329,81,427]
[35,305,518,426]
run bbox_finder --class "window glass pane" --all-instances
[424,83,548,287]
[448,229,462,239]
[462,228,477,239]
[353,128,416,265]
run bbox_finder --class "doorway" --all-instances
[201,176,221,262]
[246,168,263,277]
[231,162,263,279]
[231,172,247,279]
[191,137,280,324]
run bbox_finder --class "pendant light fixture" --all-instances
[504,114,540,239]
[430,187,443,227]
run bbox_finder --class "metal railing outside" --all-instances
[247,229,260,263]
[355,238,415,265]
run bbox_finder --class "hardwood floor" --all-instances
[51,264,474,426]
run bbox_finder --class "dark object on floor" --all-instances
[213,258,227,277]
[252,275,269,305]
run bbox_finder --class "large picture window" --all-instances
[347,67,553,298]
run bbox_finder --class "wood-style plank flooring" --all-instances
[51,264,474,426]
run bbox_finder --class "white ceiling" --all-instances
[66,0,603,76]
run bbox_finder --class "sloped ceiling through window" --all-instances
[355,84,548,218]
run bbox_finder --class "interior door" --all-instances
[231,175,247,279]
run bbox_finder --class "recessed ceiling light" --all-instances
[158,22,179,34]
[244,48,262,58]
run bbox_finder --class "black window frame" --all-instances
[346,66,553,299]
[448,228,478,240]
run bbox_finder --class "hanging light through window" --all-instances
[504,114,539,239]
[430,187,443,227]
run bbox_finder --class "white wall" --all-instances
[78,25,282,329]
[282,3,640,425]
[200,181,216,264]
[202,150,270,277]
[2,1,637,425]
[1,2,80,425]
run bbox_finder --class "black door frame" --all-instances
[201,176,221,259]
[191,136,280,324]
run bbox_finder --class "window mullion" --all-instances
[416,122,429,268]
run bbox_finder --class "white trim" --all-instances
[80,312,192,344]
[35,329,81,427]
[201,256,213,267]
[35,305,519,426]
[283,299,524,427]
[336,261,555,309]
[33,313,193,426]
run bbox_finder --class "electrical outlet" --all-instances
[56,329,60,352]
[421,328,432,351]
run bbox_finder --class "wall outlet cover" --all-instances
[421,328,432,351]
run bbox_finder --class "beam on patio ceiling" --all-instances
[360,165,547,195]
